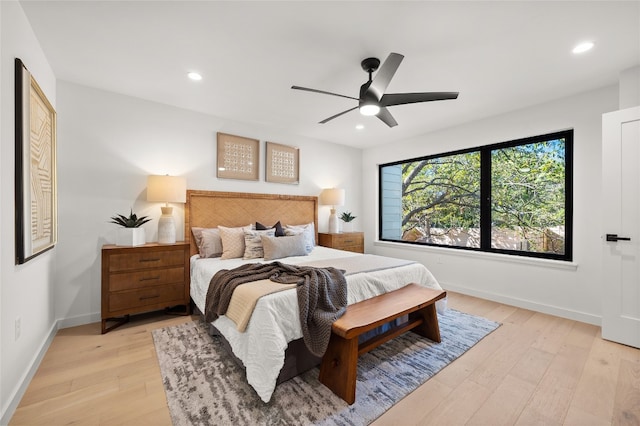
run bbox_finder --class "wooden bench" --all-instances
[319,284,446,404]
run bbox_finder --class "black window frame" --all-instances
[378,129,573,262]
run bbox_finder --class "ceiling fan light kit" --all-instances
[292,52,459,128]
[359,103,380,116]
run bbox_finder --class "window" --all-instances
[379,130,573,261]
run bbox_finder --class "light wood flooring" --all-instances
[9,291,640,425]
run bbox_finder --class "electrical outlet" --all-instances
[15,317,21,341]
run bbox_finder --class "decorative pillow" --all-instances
[255,221,285,237]
[200,228,223,258]
[191,227,206,253]
[284,222,315,253]
[243,229,276,259]
[261,233,308,261]
[218,225,253,259]
[191,227,223,258]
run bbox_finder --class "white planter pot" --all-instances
[342,222,354,233]
[116,227,146,246]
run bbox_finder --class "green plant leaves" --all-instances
[109,208,151,228]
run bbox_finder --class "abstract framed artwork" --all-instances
[216,132,260,181]
[15,58,57,264]
[265,142,299,184]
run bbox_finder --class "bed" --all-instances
[185,190,445,402]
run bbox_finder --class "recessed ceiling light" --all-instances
[572,41,594,54]
[187,72,202,81]
[355,124,364,130]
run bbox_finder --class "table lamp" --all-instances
[320,188,345,234]
[147,175,187,244]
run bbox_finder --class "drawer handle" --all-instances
[139,295,160,301]
[139,258,161,263]
[343,240,354,243]
[139,276,161,282]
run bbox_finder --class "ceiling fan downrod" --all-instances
[360,57,380,82]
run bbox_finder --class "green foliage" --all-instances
[339,211,357,222]
[490,141,565,230]
[110,209,151,228]
[489,141,565,252]
[401,151,481,232]
[399,138,566,253]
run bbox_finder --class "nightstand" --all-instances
[318,232,364,254]
[101,241,190,334]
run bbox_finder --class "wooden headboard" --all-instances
[184,190,319,256]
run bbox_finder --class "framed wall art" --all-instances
[265,142,299,184]
[15,58,57,264]
[216,132,260,181]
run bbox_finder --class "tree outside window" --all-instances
[379,130,572,261]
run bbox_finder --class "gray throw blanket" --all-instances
[205,262,347,357]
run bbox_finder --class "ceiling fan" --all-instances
[292,52,459,128]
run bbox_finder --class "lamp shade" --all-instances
[147,175,187,203]
[320,188,345,206]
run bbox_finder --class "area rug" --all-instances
[152,309,499,426]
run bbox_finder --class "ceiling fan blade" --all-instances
[376,107,398,128]
[380,92,459,107]
[367,52,404,101]
[291,85,359,101]
[319,106,359,124]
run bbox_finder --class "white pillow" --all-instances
[191,227,223,258]
[284,222,315,253]
[243,229,276,259]
[261,233,308,261]
[218,225,253,259]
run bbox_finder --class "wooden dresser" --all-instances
[318,232,364,253]
[101,242,190,333]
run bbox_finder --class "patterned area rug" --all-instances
[152,309,499,426]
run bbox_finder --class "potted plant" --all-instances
[339,211,357,233]
[110,209,151,246]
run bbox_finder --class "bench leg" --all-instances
[410,304,442,343]
[319,333,358,404]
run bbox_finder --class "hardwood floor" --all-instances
[9,292,640,425]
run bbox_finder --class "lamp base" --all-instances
[328,208,339,234]
[158,206,176,244]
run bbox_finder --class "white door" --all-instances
[602,106,640,348]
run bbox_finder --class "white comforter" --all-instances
[190,246,443,402]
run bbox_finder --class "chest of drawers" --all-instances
[101,242,190,333]
[318,232,364,253]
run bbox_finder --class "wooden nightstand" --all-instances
[101,241,190,333]
[318,232,364,254]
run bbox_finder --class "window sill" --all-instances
[373,240,578,271]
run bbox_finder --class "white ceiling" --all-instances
[19,1,640,148]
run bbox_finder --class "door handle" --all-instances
[606,234,631,242]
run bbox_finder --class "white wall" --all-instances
[620,66,640,109]
[363,85,619,325]
[0,1,57,423]
[55,80,363,326]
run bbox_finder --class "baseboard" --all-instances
[56,311,100,329]
[441,281,601,326]
[0,320,58,426]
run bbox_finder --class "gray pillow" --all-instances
[261,233,308,261]
[191,227,223,258]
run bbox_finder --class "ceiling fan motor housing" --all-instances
[360,58,382,110]
[359,82,377,106]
